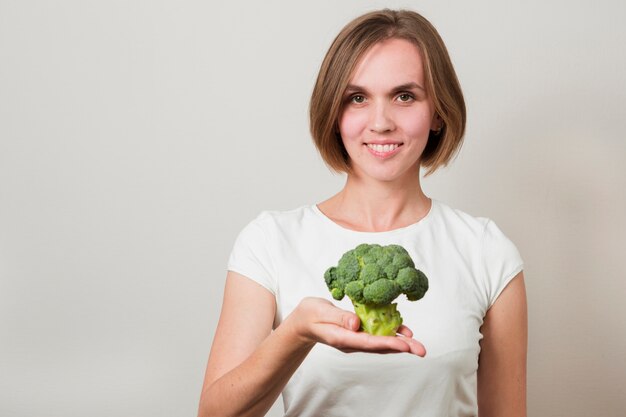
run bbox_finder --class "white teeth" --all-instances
[367,143,399,153]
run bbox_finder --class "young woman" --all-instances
[198,9,527,417]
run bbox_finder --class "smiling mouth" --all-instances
[366,143,401,153]
[365,142,403,158]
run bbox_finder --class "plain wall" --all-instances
[1,1,625,416]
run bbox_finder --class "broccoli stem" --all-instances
[352,301,403,336]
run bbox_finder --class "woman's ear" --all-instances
[430,113,444,134]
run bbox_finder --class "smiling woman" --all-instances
[198,9,527,417]
[337,39,437,183]
[310,9,466,177]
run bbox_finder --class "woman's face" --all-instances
[338,38,439,183]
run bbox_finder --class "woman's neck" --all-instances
[318,173,431,232]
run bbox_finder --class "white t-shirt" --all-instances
[227,199,523,417]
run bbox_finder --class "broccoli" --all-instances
[324,243,428,336]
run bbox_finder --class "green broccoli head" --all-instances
[324,243,429,336]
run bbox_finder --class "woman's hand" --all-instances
[282,297,426,356]
[199,275,425,417]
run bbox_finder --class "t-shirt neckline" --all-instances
[311,198,437,237]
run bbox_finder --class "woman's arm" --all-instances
[197,271,425,417]
[477,272,528,417]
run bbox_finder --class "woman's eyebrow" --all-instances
[344,82,426,94]
[394,82,426,92]
[344,84,367,94]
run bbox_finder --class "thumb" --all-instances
[308,298,361,331]
[318,302,360,331]
[342,312,360,331]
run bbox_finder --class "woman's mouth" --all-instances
[365,143,403,158]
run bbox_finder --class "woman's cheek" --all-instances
[339,110,368,141]
[398,109,432,139]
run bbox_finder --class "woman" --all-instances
[198,9,527,417]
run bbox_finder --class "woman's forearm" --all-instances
[198,319,314,417]
[198,296,421,417]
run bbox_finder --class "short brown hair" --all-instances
[309,9,466,176]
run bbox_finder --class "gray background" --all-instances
[1,1,625,416]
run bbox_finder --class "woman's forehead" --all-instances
[348,38,425,88]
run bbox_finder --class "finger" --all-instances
[339,347,407,354]
[317,305,360,332]
[326,325,426,356]
[347,315,360,331]
[396,324,413,338]
[397,334,427,357]
[327,326,411,353]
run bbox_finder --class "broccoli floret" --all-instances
[323,243,429,336]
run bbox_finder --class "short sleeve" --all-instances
[227,213,278,295]
[481,220,524,308]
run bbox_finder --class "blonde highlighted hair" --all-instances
[309,9,466,175]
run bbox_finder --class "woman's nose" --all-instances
[369,102,395,133]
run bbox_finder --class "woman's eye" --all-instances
[397,93,414,102]
[350,95,366,104]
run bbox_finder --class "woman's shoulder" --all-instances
[433,200,521,257]
[243,204,321,233]
[431,199,491,235]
